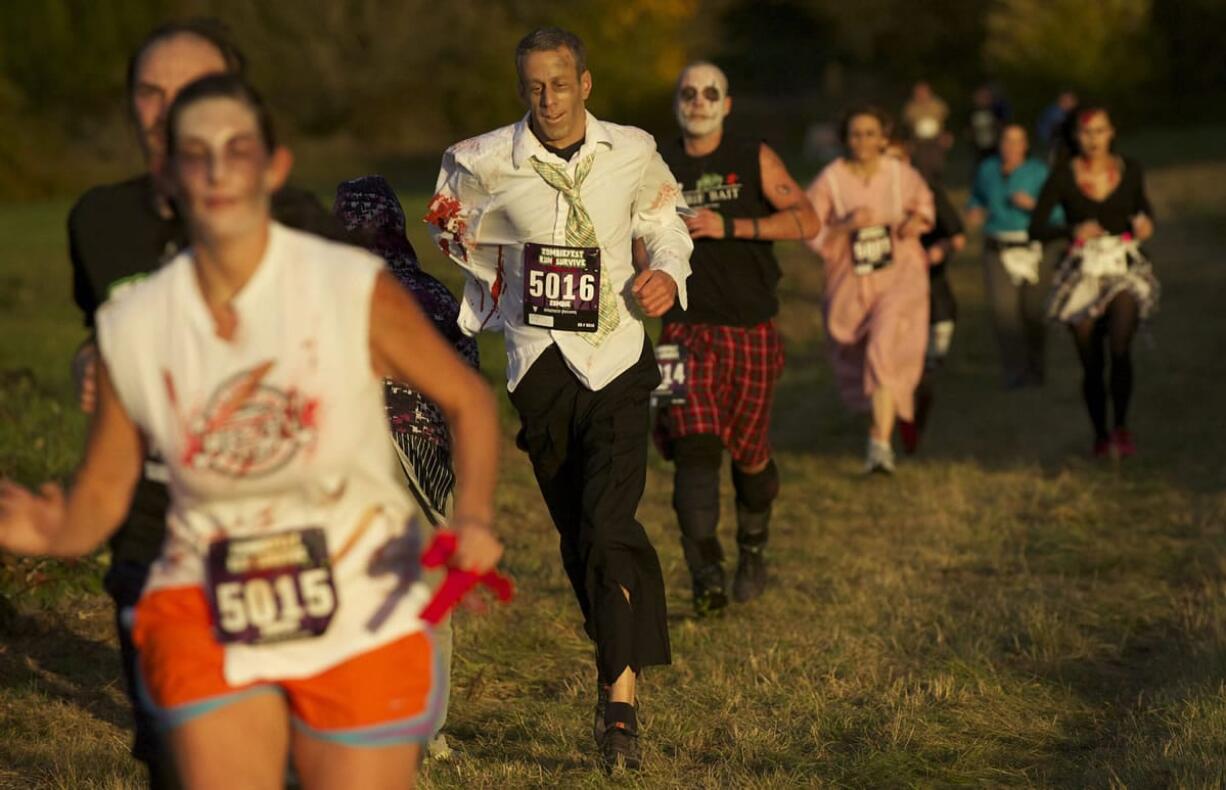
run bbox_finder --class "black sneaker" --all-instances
[732,547,767,603]
[592,683,609,744]
[692,563,728,617]
[600,724,642,774]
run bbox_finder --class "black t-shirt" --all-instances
[67,174,348,564]
[69,175,348,326]
[660,135,781,326]
[541,137,585,162]
[921,180,965,257]
[921,180,965,324]
[1028,156,1152,242]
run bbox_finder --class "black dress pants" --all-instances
[509,340,671,683]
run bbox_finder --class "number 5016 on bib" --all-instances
[522,242,601,332]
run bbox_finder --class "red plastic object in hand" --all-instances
[419,529,513,624]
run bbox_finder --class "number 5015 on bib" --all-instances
[206,527,337,646]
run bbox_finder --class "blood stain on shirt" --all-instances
[425,194,469,262]
[649,182,681,212]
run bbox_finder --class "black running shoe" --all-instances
[600,724,642,774]
[732,547,767,603]
[692,563,728,617]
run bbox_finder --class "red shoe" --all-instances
[899,420,919,455]
[1092,438,1112,459]
[1111,428,1136,458]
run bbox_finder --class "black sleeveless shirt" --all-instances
[661,135,781,326]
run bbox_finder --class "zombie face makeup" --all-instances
[519,47,591,149]
[170,96,286,243]
[675,63,731,138]
[1077,110,1114,158]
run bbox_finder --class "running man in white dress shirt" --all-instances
[426,27,692,773]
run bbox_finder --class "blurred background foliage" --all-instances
[1,0,1224,198]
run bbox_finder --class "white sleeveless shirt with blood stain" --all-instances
[96,222,431,684]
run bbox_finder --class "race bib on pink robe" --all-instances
[852,225,894,275]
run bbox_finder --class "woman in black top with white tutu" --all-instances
[1029,106,1159,459]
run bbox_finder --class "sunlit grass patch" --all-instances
[1,156,1225,786]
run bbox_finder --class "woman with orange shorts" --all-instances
[0,74,502,789]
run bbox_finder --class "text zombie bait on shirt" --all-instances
[682,172,743,211]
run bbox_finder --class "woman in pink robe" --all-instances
[805,107,935,473]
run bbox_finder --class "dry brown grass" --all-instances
[1,161,1225,787]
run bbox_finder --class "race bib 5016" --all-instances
[523,242,601,332]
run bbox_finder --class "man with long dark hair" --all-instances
[67,20,343,786]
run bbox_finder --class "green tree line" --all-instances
[1,0,1223,197]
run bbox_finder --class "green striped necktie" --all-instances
[529,153,619,345]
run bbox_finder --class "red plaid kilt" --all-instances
[655,320,785,468]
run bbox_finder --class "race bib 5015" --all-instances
[206,528,337,646]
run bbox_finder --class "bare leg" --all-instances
[870,386,896,443]
[293,733,421,790]
[609,664,636,706]
[167,689,289,790]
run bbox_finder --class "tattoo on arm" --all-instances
[760,144,805,210]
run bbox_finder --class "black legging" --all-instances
[1070,292,1139,441]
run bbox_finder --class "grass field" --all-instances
[1,152,1225,788]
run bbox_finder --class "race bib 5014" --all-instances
[652,344,688,406]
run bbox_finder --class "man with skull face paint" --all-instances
[657,62,819,615]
